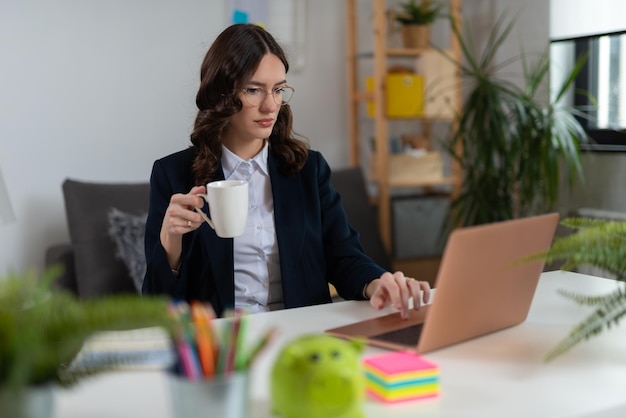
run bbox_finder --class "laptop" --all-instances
[326,213,560,353]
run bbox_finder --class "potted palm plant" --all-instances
[442,14,589,229]
[0,267,175,418]
[394,0,442,48]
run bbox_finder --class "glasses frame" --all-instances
[239,85,295,107]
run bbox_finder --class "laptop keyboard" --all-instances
[372,323,424,346]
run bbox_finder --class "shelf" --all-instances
[371,152,454,188]
[345,0,462,252]
[388,177,456,188]
[386,47,428,56]
[353,90,455,122]
[354,91,375,101]
[356,47,429,58]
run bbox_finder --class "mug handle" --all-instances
[194,194,215,231]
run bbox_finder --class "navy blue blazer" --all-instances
[142,146,386,316]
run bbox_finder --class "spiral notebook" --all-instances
[68,327,176,373]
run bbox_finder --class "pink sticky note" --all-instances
[363,350,438,375]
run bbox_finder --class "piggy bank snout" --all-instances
[308,368,361,406]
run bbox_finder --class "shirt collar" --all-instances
[221,141,269,179]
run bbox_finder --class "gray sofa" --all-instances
[47,168,389,298]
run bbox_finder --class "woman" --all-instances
[142,24,430,317]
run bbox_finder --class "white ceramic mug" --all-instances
[194,180,248,238]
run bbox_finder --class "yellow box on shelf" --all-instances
[366,73,424,118]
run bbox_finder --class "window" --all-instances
[551,31,626,151]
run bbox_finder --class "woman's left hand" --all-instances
[366,272,431,319]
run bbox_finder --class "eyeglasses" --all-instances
[240,85,295,107]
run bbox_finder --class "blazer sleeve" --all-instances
[314,152,387,299]
[142,150,228,315]
[142,158,187,298]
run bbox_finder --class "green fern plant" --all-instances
[0,266,175,390]
[525,217,626,361]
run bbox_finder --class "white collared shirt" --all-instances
[221,143,284,313]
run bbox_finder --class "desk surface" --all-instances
[55,271,626,418]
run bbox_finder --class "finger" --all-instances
[190,185,206,195]
[189,186,207,209]
[420,280,432,304]
[177,218,202,234]
[406,278,423,309]
[406,279,431,310]
[369,272,395,310]
[171,192,204,210]
[369,294,386,310]
[165,203,202,235]
[392,272,411,319]
[164,215,192,234]
[366,280,385,310]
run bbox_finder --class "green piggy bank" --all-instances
[270,334,365,418]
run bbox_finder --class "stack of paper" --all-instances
[362,350,439,403]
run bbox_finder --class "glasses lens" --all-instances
[278,87,294,105]
[241,87,294,106]
[242,89,262,106]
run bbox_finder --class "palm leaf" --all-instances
[443,12,588,229]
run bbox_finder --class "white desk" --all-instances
[55,271,626,418]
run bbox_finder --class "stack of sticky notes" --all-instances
[362,350,439,403]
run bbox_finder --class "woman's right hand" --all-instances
[160,185,206,269]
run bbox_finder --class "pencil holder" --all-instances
[168,372,250,418]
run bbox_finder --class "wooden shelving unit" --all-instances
[345,0,463,255]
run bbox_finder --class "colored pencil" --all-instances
[168,301,201,380]
[224,310,242,374]
[234,310,249,371]
[191,301,217,377]
[244,327,278,369]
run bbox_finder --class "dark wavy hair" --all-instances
[190,24,309,186]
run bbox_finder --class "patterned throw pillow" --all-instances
[107,208,148,293]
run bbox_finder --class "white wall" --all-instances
[4,0,591,275]
[461,0,551,89]
[551,0,626,40]
[0,0,349,274]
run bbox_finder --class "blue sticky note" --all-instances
[232,10,249,24]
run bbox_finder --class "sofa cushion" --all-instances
[62,179,150,297]
[44,243,78,295]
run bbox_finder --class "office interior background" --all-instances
[1,0,625,275]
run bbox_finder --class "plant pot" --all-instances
[0,385,55,418]
[401,24,430,49]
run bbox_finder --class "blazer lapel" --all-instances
[269,154,306,287]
